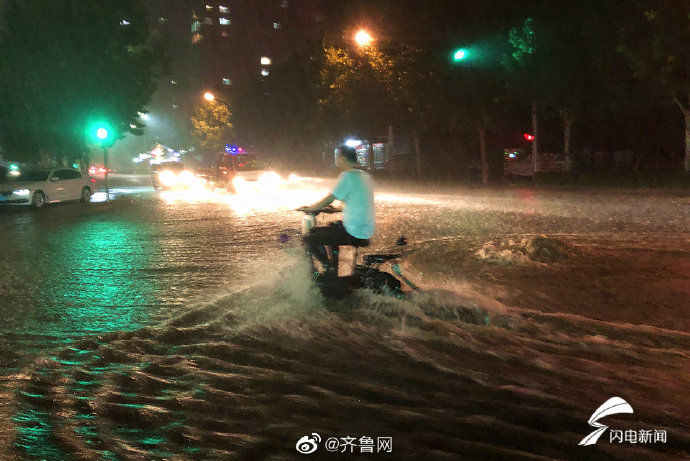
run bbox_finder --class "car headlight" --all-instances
[13,189,30,196]
[178,170,196,186]
[258,171,281,188]
[159,170,178,186]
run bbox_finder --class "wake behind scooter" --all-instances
[298,207,417,299]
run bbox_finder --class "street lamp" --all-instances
[203,91,215,102]
[354,29,373,47]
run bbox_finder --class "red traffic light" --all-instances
[523,133,535,141]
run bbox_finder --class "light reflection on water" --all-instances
[158,182,328,217]
[6,219,155,336]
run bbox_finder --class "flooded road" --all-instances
[0,175,688,459]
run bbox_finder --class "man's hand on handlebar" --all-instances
[296,204,340,214]
[296,205,317,214]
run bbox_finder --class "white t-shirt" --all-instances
[332,169,375,239]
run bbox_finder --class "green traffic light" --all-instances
[86,120,115,146]
[453,48,469,61]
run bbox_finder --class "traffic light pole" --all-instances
[103,146,110,201]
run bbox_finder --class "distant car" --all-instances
[0,168,95,208]
[151,161,197,189]
[215,153,281,191]
[88,166,113,175]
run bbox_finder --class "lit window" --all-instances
[219,17,230,25]
[172,104,178,109]
[205,4,213,10]
[281,0,288,7]
[222,78,232,86]
[203,17,212,25]
[170,80,178,85]
[120,19,130,26]
[260,56,271,65]
[261,68,270,76]
[273,22,281,29]
[191,20,201,33]
[219,5,229,13]
[159,17,167,23]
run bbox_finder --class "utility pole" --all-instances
[532,101,538,175]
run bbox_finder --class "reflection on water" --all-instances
[59,221,155,333]
[3,180,688,458]
[5,259,689,459]
[6,220,154,336]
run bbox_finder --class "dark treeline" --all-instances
[0,0,687,178]
[0,0,167,164]
[231,0,689,178]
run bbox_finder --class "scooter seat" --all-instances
[363,253,400,265]
[350,239,370,248]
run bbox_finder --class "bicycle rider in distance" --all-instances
[297,145,375,277]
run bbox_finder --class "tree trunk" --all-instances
[562,112,574,157]
[477,125,489,185]
[531,101,538,174]
[413,131,422,177]
[685,108,690,172]
[673,95,690,172]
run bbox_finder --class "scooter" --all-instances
[298,206,419,299]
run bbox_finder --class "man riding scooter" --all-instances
[298,145,375,277]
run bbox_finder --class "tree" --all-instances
[619,0,690,171]
[191,100,234,151]
[504,3,625,171]
[0,0,165,163]
[319,45,396,147]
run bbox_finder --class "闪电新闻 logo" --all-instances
[579,397,634,446]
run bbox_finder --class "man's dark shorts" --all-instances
[304,220,369,248]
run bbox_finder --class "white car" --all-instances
[0,168,95,208]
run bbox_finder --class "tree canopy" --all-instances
[0,0,166,162]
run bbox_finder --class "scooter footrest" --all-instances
[363,253,400,265]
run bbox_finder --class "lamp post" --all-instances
[351,29,376,170]
[203,91,215,102]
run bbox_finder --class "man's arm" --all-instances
[300,193,335,214]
